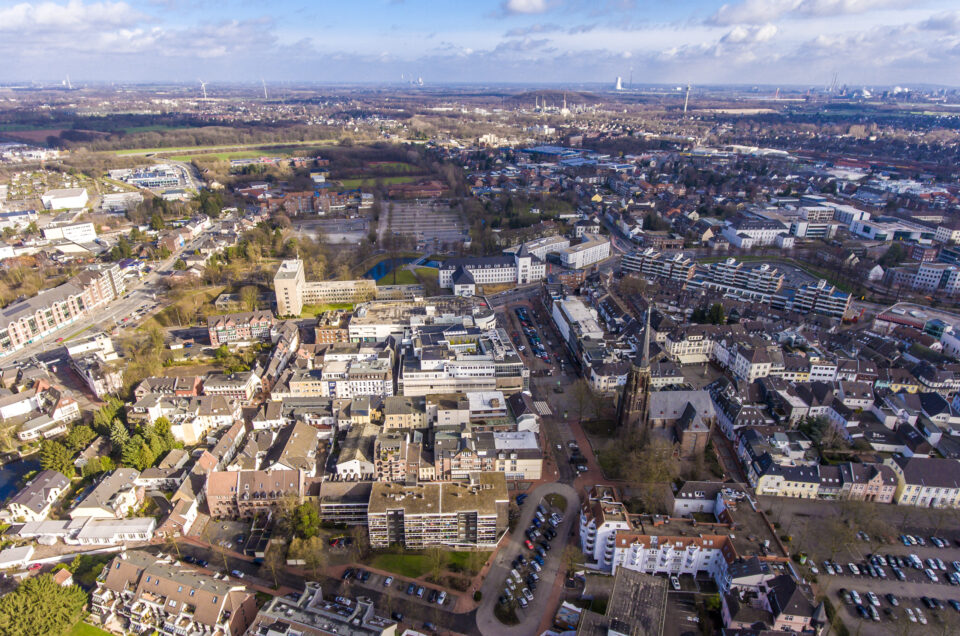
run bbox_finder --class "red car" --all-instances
[524,539,534,550]
[27,563,42,571]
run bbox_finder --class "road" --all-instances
[3,239,196,366]
[475,482,579,636]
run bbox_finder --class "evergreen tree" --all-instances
[39,440,74,478]
[0,573,88,636]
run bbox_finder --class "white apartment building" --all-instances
[721,216,788,248]
[507,235,570,261]
[558,234,611,269]
[935,224,960,245]
[612,532,736,581]
[621,248,695,282]
[693,258,784,301]
[580,498,632,569]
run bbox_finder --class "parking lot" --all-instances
[762,496,960,633]
[338,566,454,628]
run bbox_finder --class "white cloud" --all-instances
[502,0,550,15]
[708,0,900,26]
[0,0,143,31]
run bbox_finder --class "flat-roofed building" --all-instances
[558,234,611,269]
[367,472,508,549]
[246,582,396,636]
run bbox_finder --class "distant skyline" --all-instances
[2,0,960,87]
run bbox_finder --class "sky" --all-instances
[2,0,960,87]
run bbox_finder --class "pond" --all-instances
[0,457,41,503]
[363,257,417,280]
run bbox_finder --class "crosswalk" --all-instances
[534,401,552,416]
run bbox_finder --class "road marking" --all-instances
[534,401,552,416]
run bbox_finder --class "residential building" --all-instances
[207,311,275,346]
[367,472,508,549]
[202,371,261,402]
[246,582,397,636]
[4,469,69,522]
[885,456,960,508]
[558,234,611,269]
[621,248,695,282]
[91,551,257,636]
[579,487,632,569]
[70,468,143,519]
[205,469,306,519]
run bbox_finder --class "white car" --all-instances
[522,587,534,602]
[905,607,917,623]
[925,568,939,583]
[867,592,880,607]
[670,576,681,590]
[916,608,927,625]
[848,563,860,576]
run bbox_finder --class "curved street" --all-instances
[475,481,580,636]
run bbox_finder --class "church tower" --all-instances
[617,305,652,430]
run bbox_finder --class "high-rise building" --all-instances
[274,259,305,317]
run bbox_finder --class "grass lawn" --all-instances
[298,302,355,317]
[340,175,419,188]
[545,494,567,510]
[415,267,438,280]
[169,150,264,162]
[369,553,432,578]
[377,269,419,285]
[446,551,491,575]
[68,620,112,636]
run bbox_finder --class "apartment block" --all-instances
[91,551,257,636]
[367,472,508,549]
[207,311,275,346]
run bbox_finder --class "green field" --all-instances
[369,553,432,578]
[340,176,418,188]
[377,267,436,286]
[68,621,112,636]
[378,269,418,285]
[168,150,264,162]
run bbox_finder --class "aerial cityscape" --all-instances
[3,2,960,636]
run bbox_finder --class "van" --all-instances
[510,569,522,582]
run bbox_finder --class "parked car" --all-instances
[230,570,244,579]
[384,576,393,587]
[886,594,899,607]
[670,576,681,590]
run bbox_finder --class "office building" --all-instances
[273,259,377,317]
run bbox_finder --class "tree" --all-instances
[108,418,129,448]
[707,303,726,325]
[173,259,187,270]
[350,524,370,561]
[39,440,74,478]
[0,573,88,636]
[625,436,678,513]
[572,378,592,423]
[150,213,165,231]
[240,285,259,311]
[562,544,582,576]
[262,542,285,588]
[428,546,448,583]
[291,503,321,539]
[64,425,95,452]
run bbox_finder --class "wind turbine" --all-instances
[261,78,268,100]
[199,80,208,100]
[683,84,691,117]
[65,75,72,90]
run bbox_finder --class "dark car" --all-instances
[856,605,869,619]
[428,590,438,603]
[197,559,208,568]
[499,595,508,606]
[540,541,551,552]
[406,583,416,595]
[392,612,404,622]
[342,568,354,580]
[182,555,196,564]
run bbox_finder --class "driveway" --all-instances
[475,482,580,636]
